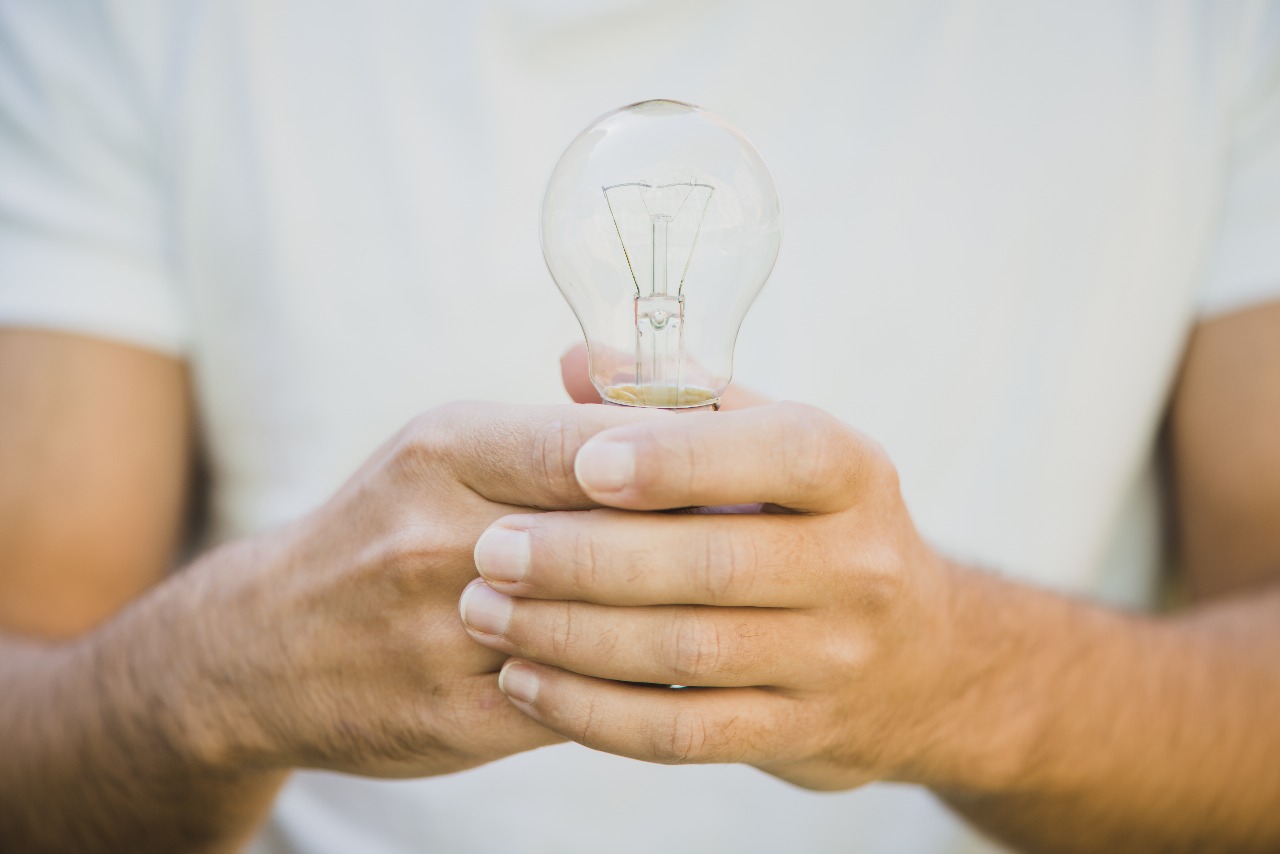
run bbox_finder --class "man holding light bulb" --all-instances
[2,2,1280,853]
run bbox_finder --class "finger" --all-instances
[345,673,564,778]
[453,672,567,757]
[561,343,773,410]
[497,659,792,766]
[403,402,666,510]
[474,510,833,607]
[718,382,773,411]
[560,344,600,404]
[572,401,886,512]
[460,580,807,687]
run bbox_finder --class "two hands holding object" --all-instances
[157,343,968,795]
[17,332,1278,854]
[4,97,1277,853]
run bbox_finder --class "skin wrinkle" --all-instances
[728,522,760,602]
[779,406,828,503]
[621,530,645,586]
[575,691,603,751]
[591,622,620,663]
[550,598,578,661]
[536,416,569,508]
[397,412,452,486]
[669,607,723,683]
[3,298,1279,851]
[714,714,747,763]
[662,705,709,764]
[788,404,850,509]
[471,346,1280,851]
[8,367,683,846]
[679,425,702,502]
[730,618,779,681]
[580,518,604,593]
[701,522,734,603]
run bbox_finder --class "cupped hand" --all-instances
[180,401,661,779]
[460,401,966,791]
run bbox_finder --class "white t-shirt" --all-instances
[3,2,1280,852]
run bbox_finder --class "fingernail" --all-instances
[499,660,540,704]
[575,441,635,492]
[459,581,513,635]
[474,527,531,583]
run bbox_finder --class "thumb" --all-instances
[558,343,773,410]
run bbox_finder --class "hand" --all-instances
[459,401,972,791]
[169,401,658,778]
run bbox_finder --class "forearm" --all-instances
[0,545,287,853]
[932,566,1280,853]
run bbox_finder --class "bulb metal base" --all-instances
[600,384,720,411]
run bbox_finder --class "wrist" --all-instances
[87,535,291,778]
[895,562,1054,795]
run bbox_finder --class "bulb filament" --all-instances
[602,179,714,405]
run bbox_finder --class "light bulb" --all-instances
[542,100,781,409]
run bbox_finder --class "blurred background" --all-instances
[3,2,1277,852]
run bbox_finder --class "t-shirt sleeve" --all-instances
[0,2,186,355]
[1198,0,1280,319]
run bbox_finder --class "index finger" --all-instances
[475,508,832,608]
[571,401,887,513]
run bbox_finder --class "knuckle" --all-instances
[370,524,455,595]
[678,432,701,499]
[773,403,874,503]
[835,427,896,499]
[428,399,474,426]
[824,628,874,675]
[419,401,478,443]
[851,543,909,614]
[654,707,710,764]
[394,409,460,478]
[774,404,836,495]
[866,440,901,494]
[573,693,605,746]
[531,415,580,501]
[668,610,726,682]
[567,520,606,591]
[548,600,580,659]
[700,526,754,601]
[785,441,832,501]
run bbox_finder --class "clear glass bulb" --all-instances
[542,100,782,409]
